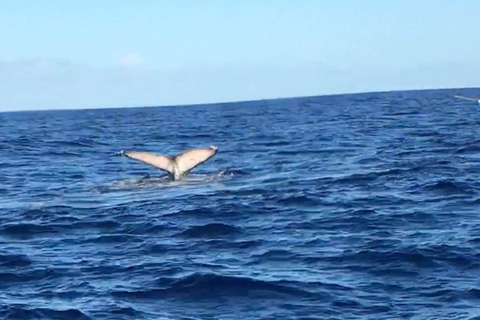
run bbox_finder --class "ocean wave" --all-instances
[0,254,32,268]
[305,244,480,271]
[177,223,241,238]
[190,239,262,250]
[84,234,143,244]
[276,195,321,207]
[113,272,318,300]
[0,268,67,286]
[72,220,121,230]
[0,305,91,320]
[0,223,66,238]
[249,249,299,263]
[421,180,476,195]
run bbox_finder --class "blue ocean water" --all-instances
[1,88,480,320]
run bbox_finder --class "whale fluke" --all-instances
[123,145,218,180]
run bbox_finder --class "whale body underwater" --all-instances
[121,145,218,181]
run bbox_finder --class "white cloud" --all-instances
[119,53,144,68]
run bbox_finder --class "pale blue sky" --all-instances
[1,0,479,111]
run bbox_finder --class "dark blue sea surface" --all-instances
[1,88,480,319]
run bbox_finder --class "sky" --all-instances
[0,0,479,111]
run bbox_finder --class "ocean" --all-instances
[1,88,480,319]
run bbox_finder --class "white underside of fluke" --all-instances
[122,145,218,180]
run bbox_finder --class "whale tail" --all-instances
[122,145,218,180]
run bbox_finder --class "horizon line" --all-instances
[1,85,479,114]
